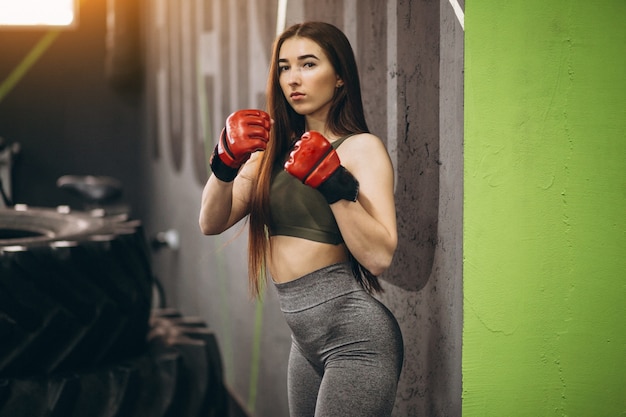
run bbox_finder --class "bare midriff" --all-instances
[268,235,349,283]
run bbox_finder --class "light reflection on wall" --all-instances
[0,0,77,27]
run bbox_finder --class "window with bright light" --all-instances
[0,0,78,28]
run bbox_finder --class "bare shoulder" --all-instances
[341,132,385,147]
[337,133,391,165]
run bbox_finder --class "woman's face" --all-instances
[278,36,343,122]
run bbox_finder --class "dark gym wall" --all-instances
[0,0,143,213]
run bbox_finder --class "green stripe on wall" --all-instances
[0,30,60,103]
[248,296,264,412]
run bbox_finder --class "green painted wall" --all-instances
[463,1,626,416]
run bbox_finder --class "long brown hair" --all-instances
[247,21,383,297]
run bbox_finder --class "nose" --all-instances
[287,69,301,86]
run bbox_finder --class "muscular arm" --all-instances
[198,153,259,235]
[331,134,397,276]
[199,109,270,235]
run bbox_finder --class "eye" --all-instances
[278,65,289,73]
[302,62,316,69]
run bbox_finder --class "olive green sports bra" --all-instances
[268,134,354,244]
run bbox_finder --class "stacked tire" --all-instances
[0,311,227,417]
[0,205,153,378]
[145,309,228,417]
[0,206,226,416]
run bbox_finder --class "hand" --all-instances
[210,109,271,182]
[284,131,359,204]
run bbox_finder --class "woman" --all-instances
[199,21,403,417]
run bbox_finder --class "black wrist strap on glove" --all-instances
[317,165,359,204]
[209,144,239,182]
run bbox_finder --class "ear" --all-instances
[336,78,344,88]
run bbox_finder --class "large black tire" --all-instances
[0,310,227,417]
[0,206,153,378]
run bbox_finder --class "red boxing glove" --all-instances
[284,131,359,204]
[210,109,271,182]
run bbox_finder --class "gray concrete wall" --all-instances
[138,0,464,416]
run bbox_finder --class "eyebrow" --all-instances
[278,54,320,63]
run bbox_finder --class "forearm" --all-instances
[199,109,269,235]
[330,200,397,276]
[199,175,236,235]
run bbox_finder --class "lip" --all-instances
[290,92,305,100]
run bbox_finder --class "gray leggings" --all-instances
[274,262,404,417]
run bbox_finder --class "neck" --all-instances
[304,117,339,141]
[305,116,325,132]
